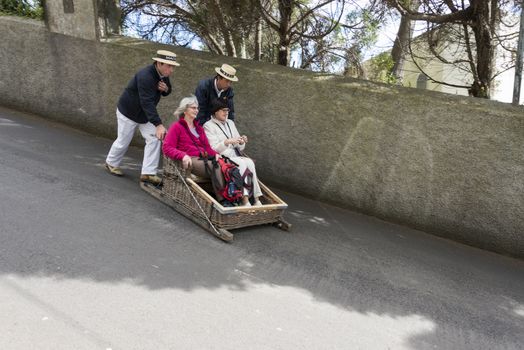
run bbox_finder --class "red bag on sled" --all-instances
[217,157,244,204]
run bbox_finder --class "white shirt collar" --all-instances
[214,78,224,97]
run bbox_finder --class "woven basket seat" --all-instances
[161,156,288,230]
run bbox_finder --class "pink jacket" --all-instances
[162,117,218,160]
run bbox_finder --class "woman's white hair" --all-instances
[174,95,198,117]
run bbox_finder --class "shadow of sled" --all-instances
[141,157,291,242]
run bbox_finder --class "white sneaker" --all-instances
[242,201,252,207]
[253,200,263,206]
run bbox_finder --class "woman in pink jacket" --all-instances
[162,95,225,201]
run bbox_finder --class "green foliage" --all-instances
[358,9,380,48]
[0,0,43,19]
[341,5,386,77]
[368,52,398,84]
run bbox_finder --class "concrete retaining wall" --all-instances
[1,16,523,258]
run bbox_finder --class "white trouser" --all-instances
[106,109,161,175]
[229,156,263,198]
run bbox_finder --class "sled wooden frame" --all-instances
[140,157,291,242]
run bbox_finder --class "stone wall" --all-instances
[1,16,523,258]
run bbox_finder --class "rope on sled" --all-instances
[172,163,223,238]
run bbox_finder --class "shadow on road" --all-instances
[1,107,523,348]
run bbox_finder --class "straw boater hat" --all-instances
[215,63,238,82]
[152,50,180,66]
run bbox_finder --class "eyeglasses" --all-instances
[220,108,230,113]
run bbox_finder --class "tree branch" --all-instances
[407,37,471,89]
[388,0,473,24]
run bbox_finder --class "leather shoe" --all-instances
[105,163,123,176]
[140,174,162,185]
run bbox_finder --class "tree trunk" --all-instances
[278,39,291,66]
[469,0,497,98]
[391,0,420,83]
[254,19,262,61]
[512,1,524,105]
[238,35,247,59]
[210,0,237,57]
[201,31,227,56]
[277,0,292,66]
[97,0,121,37]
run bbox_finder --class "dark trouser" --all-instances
[190,157,225,201]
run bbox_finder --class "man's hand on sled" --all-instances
[156,124,166,140]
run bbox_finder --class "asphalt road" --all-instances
[1,106,523,350]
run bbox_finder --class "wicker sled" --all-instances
[140,156,291,241]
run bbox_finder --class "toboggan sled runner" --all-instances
[141,156,291,241]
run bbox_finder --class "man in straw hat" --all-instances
[195,63,238,125]
[105,49,179,185]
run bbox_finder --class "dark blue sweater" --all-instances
[195,77,235,125]
[117,64,171,126]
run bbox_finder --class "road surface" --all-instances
[1,106,523,349]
